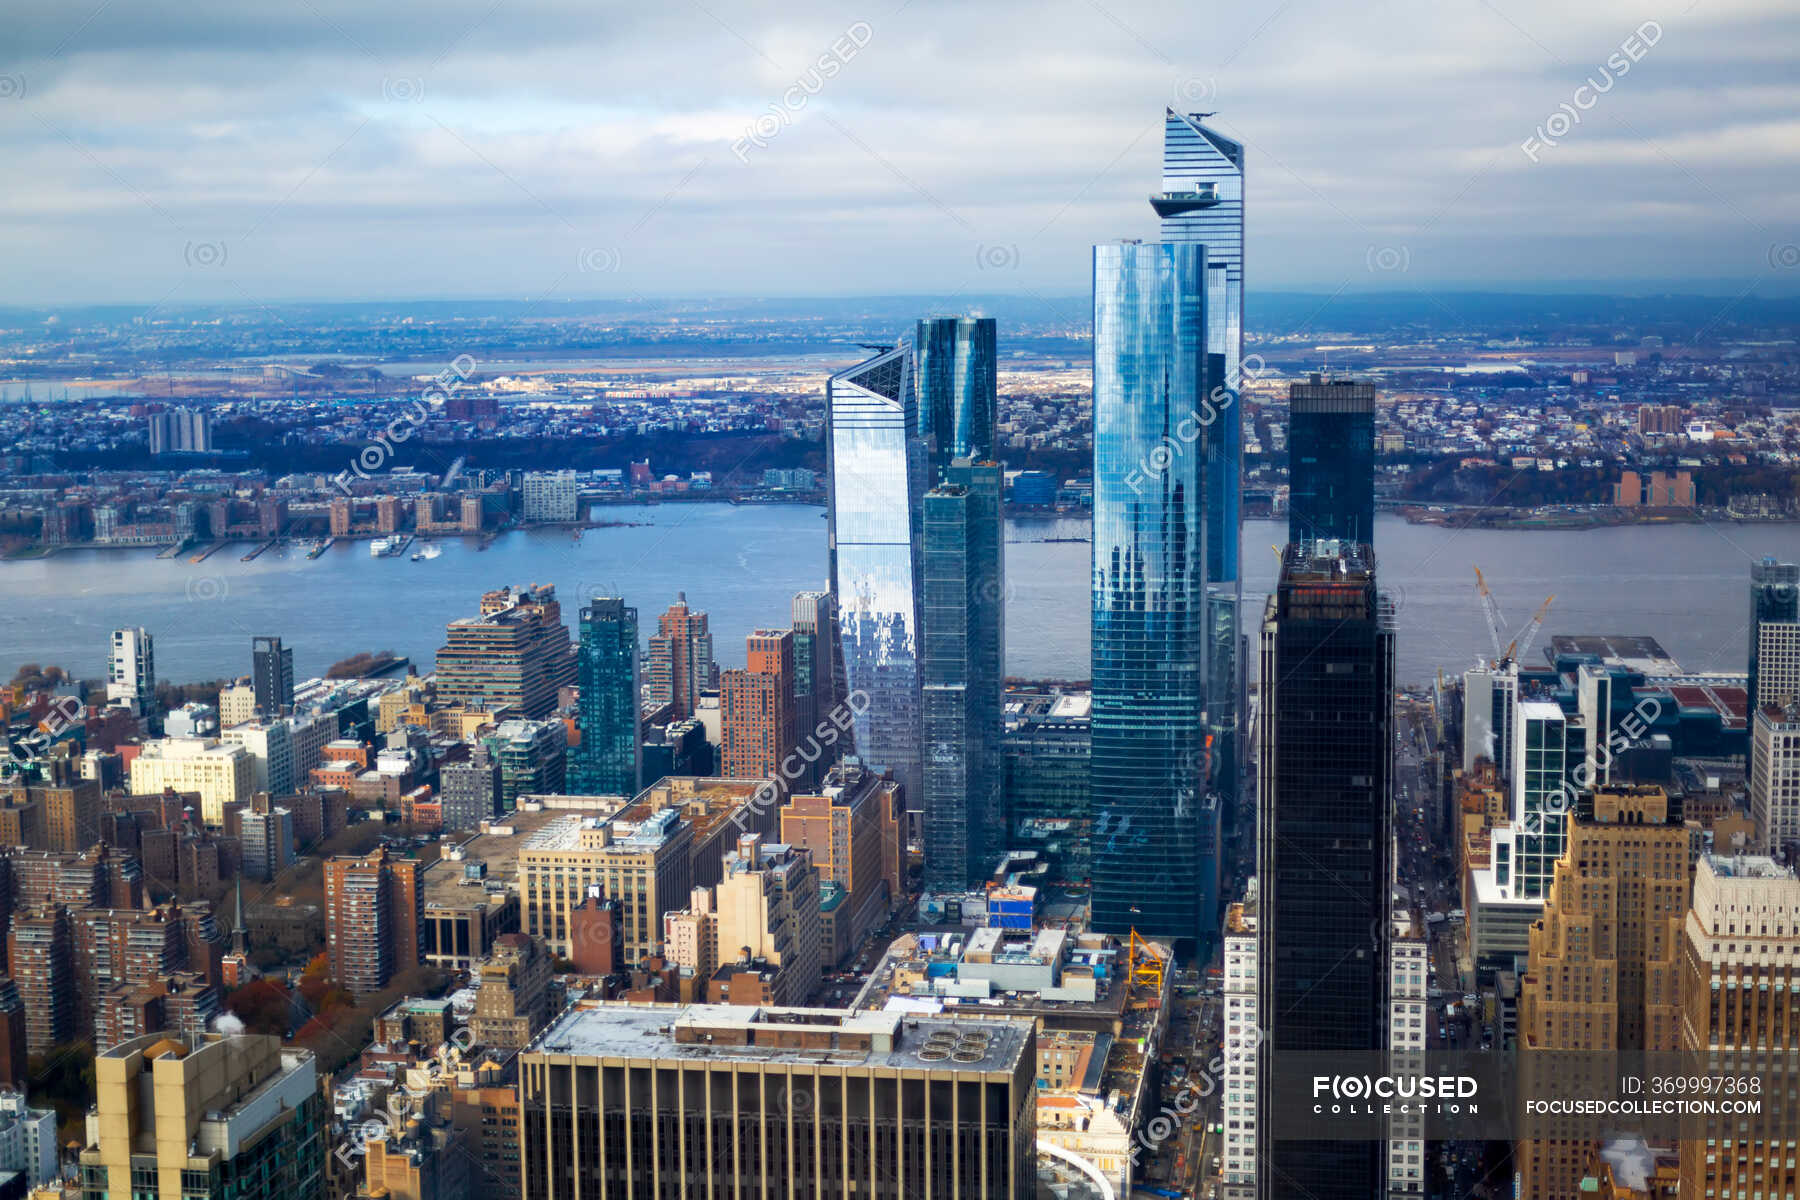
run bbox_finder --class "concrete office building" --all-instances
[79,1032,324,1200]
[1515,786,1688,1200]
[435,585,577,719]
[129,738,255,828]
[519,1003,1036,1199]
[1677,854,1800,1198]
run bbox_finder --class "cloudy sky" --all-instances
[4,0,1798,304]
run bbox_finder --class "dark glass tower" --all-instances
[1004,704,1091,884]
[826,342,926,811]
[567,598,641,796]
[1090,239,1217,947]
[251,635,294,716]
[915,316,998,475]
[1287,375,1377,545]
[1156,110,1246,845]
[1255,541,1394,1200]
[921,459,1005,889]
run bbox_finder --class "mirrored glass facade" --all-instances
[1158,110,1247,833]
[921,460,1006,889]
[827,343,926,811]
[915,316,998,476]
[1090,240,1215,944]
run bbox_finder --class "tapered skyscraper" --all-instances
[827,342,926,812]
[1156,110,1246,828]
[1090,240,1217,946]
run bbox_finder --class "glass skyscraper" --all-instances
[921,459,1005,889]
[1288,375,1378,545]
[913,317,1004,890]
[1255,541,1394,1200]
[915,316,998,473]
[1089,239,1216,945]
[827,342,926,812]
[1155,110,1246,830]
[567,598,640,796]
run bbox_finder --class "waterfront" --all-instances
[3,504,1797,688]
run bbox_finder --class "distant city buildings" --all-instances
[252,635,295,716]
[146,407,212,455]
[435,585,577,719]
[646,593,713,719]
[107,627,155,716]
[520,470,579,522]
[567,598,640,797]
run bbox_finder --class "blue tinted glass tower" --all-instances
[915,316,998,472]
[1288,375,1377,545]
[922,459,1006,889]
[568,598,640,796]
[827,342,926,813]
[1090,240,1217,947]
[1155,110,1246,847]
[915,317,1005,889]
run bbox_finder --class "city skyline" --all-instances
[4,6,1800,1193]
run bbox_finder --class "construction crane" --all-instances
[1472,566,1509,665]
[1503,593,1556,666]
[1127,928,1167,995]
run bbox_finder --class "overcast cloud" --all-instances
[3,0,1797,303]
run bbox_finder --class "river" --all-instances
[3,505,1795,688]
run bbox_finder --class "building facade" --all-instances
[567,598,640,797]
[1255,541,1393,1200]
[826,341,926,814]
[107,627,155,715]
[920,460,1004,890]
[1515,786,1687,1200]
[1677,854,1800,1198]
[646,594,713,720]
[80,1033,324,1200]
[323,849,424,998]
[1090,238,1215,946]
[1287,375,1377,546]
[251,635,294,716]
[435,585,578,720]
[1155,109,1247,850]
[518,1004,1036,1200]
